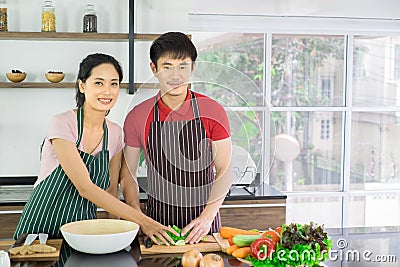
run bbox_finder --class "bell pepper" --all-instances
[250,238,276,261]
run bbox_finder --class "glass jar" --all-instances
[42,0,55,32]
[0,0,7,32]
[83,4,97,33]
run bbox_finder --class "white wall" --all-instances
[1,0,400,177]
[0,0,130,176]
[189,0,400,19]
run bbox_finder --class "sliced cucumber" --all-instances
[175,240,186,246]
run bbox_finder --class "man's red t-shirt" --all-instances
[124,90,231,149]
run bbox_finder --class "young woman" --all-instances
[14,53,177,242]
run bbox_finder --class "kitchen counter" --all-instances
[0,177,287,238]
[1,226,399,267]
[0,176,286,205]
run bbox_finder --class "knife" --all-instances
[19,234,38,255]
[9,234,28,250]
[144,237,153,248]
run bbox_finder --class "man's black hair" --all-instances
[150,32,197,69]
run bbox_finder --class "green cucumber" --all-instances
[232,234,262,247]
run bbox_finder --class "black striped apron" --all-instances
[13,107,110,239]
[145,91,221,234]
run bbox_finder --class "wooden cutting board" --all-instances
[212,233,230,253]
[0,239,62,261]
[139,235,221,254]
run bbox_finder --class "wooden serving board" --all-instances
[0,239,62,262]
[212,233,230,253]
[139,235,221,254]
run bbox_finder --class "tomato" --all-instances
[275,226,282,234]
[262,230,280,243]
[250,238,276,261]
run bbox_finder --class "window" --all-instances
[190,16,400,228]
[271,35,344,107]
[353,46,367,79]
[353,36,400,106]
[395,45,400,80]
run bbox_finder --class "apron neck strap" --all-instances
[153,96,160,122]
[102,120,108,150]
[76,107,108,150]
[76,107,84,147]
[189,90,201,120]
[153,90,200,121]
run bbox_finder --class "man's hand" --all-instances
[181,215,213,244]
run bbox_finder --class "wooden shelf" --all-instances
[133,34,162,41]
[0,32,128,41]
[134,82,159,90]
[0,82,159,89]
[0,32,162,41]
[0,82,128,89]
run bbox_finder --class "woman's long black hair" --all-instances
[75,53,123,109]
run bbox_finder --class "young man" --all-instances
[121,32,233,245]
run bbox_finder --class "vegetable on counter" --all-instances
[226,244,240,255]
[181,250,203,267]
[249,222,331,267]
[232,234,262,247]
[274,226,282,234]
[219,226,260,239]
[261,230,280,243]
[231,246,251,259]
[250,238,276,260]
[218,222,332,267]
[228,235,235,246]
[280,222,329,252]
[156,225,190,246]
[199,253,224,267]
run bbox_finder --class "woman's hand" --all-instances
[141,216,180,246]
[181,215,213,244]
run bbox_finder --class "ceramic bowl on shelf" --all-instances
[45,71,65,83]
[60,219,139,254]
[6,71,27,83]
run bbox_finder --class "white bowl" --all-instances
[60,219,139,254]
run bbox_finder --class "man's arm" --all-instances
[119,145,180,244]
[182,137,233,243]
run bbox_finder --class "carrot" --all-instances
[232,246,251,258]
[228,235,235,246]
[226,244,240,255]
[220,227,260,239]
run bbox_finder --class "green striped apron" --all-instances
[13,107,110,239]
